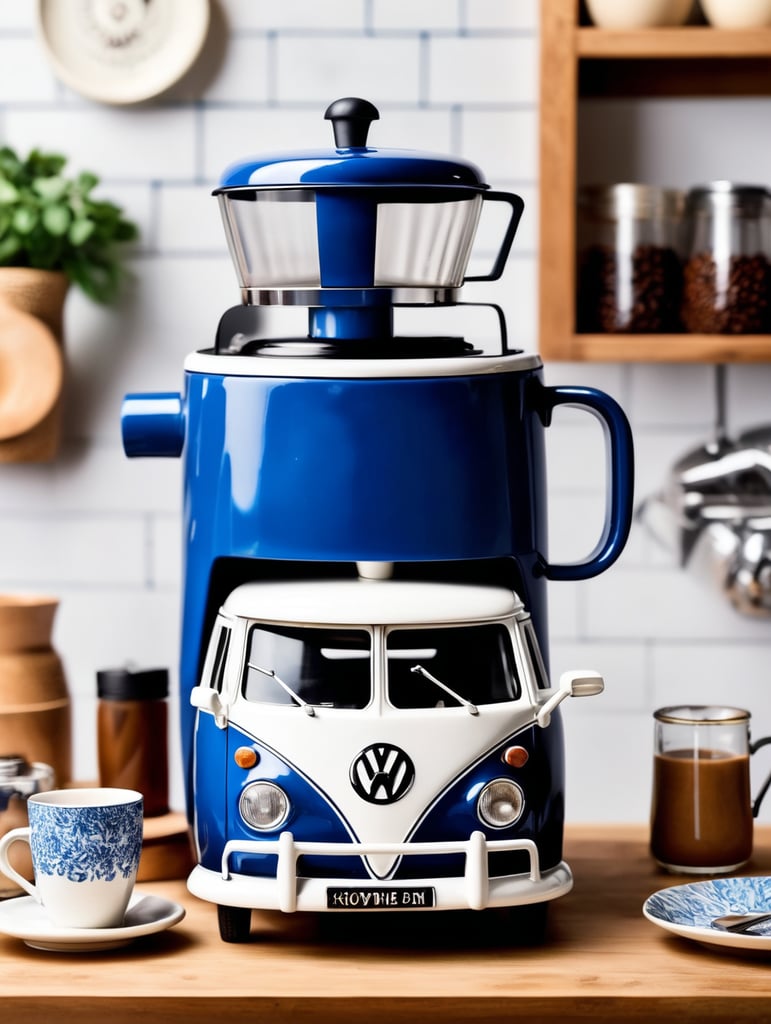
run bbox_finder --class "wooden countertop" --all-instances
[3,823,771,1023]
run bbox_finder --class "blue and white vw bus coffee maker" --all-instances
[122,99,634,942]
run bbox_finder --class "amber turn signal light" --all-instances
[502,745,529,768]
[234,746,259,769]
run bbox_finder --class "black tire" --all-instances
[504,902,550,945]
[217,904,252,943]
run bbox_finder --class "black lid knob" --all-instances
[324,97,380,149]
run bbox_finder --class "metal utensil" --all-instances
[637,365,771,616]
[712,911,771,933]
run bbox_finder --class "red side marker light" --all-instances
[503,745,529,768]
[234,746,259,769]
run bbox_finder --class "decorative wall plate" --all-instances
[36,0,210,105]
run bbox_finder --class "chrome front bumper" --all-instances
[187,830,573,913]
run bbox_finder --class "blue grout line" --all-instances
[449,103,462,154]
[363,0,374,34]
[144,513,155,589]
[418,31,430,105]
[266,30,279,105]
[193,101,206,184]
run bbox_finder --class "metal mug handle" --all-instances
[463,191,525,283]
[750,736,771,817]
[530,382,635,581]
[0,827,38,901]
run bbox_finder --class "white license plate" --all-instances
[326,886,436,910]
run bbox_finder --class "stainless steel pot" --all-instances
[0,756,53,896]
[638,369,771,616]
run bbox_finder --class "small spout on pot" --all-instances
[357,562,394,580]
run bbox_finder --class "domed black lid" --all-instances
[97,667,169,701]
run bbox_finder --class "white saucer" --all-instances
[0,888,185,952]
[643,876,771,952]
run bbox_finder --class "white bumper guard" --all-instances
[187,830,573,913]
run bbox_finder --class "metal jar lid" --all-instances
[0,756,54,809]
[685,181,771,216]
[578,183,685,221]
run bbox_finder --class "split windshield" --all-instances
[243,624,371,709]
[386,624,519,708]
[241,621,520,710]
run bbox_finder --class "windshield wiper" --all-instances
[410,664,478,715]
[248,663,316,716]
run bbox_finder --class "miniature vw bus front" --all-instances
[186,576,603,942]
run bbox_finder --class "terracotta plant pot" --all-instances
[0,594,72,787]
[0,268,68,462]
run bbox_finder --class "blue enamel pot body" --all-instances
[123,347,634,803]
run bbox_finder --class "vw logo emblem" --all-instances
[350,743,415,804]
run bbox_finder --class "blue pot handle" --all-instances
[532,383,635,581]
[122,392,185,458]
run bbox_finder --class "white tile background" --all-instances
[1,0,770,825]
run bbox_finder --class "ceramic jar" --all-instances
[585,0,693,28]
[0,595,72,787]
[701,0,771,27]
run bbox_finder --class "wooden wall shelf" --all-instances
[539,0,771,363]
[577,26,771,59]
[556,333,771,364]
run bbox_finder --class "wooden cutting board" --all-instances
[138,811,194,882]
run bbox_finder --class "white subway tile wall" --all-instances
[0,0,770,823]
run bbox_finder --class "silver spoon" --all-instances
[712,912,771,934]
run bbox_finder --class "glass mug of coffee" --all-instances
[650,706,771,874]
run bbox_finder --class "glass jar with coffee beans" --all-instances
[681,183,771,334]
[576,184,684,333]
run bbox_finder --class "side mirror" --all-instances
[536,670,604,728]
[190,686,228,729]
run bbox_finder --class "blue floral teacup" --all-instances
[0,788,143,928]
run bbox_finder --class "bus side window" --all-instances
[210,625,231,694]
[523,621,549,690]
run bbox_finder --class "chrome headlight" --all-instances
[477,778,524,829]
[239,781,290,831]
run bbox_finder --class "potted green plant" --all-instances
[0,145,139,462]
[0,144,138,304]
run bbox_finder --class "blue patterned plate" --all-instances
[643,876,771,951]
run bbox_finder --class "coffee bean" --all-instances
[681,252,771,333]
[577,243,682,332]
